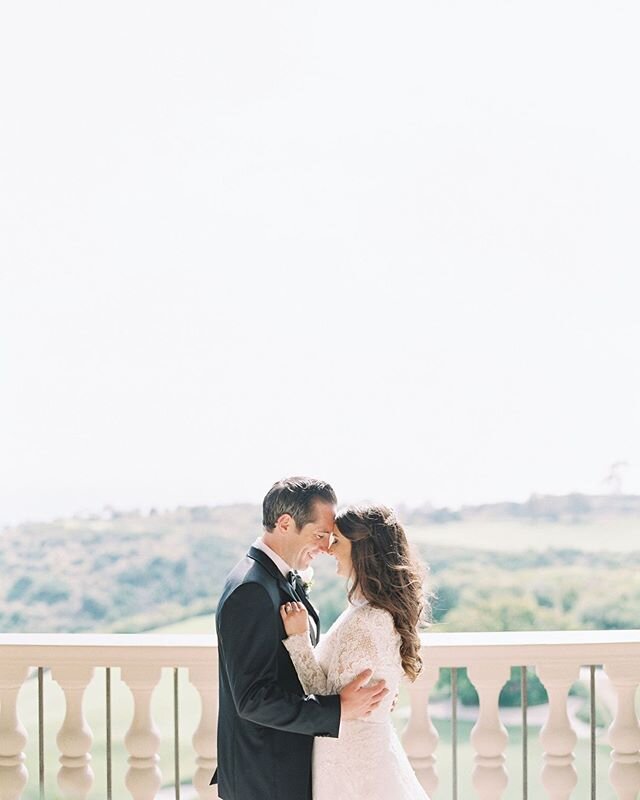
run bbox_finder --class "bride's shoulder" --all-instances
[347,603,395,631]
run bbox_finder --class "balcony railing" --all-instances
[1,631,639,800]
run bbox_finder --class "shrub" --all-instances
[81,596,108,620]
[29,582,70,604]
[6,576,33,601]
[436,666,548,707]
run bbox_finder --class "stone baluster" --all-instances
[189,661,219,798]
[0,663,30,800]
[401,661,440,796]
[51,664,95,800]
[536,661,579,800]
[121,664,162,800]
[603,660,640,800]
[468,661,510,800]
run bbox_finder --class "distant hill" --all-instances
[2,495,640,635]
[0,505,259,634]
[402,493,640,525]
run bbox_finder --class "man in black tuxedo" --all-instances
[211,476,387,800]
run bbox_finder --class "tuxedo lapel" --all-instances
[248,546,297,599]
[248,546,320,646]
[293,583,321,645]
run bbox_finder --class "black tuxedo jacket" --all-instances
[211,546,341,800]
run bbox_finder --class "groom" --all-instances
[211,476,387,800]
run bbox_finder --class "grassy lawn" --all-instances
[406,517,640,553]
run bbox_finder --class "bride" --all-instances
[280,504,430,800]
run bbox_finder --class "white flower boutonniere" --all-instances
[299,566,314,595]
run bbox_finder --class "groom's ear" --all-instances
[275,513,295,534]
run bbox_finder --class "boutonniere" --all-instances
[299,567,314,595]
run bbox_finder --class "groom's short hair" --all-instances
[263,476,337,532]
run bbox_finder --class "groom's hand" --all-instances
[339,670,389,720]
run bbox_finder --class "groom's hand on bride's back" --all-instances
[339,670,389,720]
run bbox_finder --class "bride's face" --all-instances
[328,526,353,578]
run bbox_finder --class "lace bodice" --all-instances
[283,600,429,799]
[283,601,404,722]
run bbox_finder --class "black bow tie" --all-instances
[287,570,307,597]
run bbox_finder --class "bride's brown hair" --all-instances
[335,504,428,682]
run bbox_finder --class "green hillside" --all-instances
[2,496,640,636]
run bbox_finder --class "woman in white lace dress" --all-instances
[280,505,430,800]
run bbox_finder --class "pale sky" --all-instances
[1,1,639,527]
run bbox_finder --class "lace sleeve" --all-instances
[331,607,397,695]
[283,634,329,695]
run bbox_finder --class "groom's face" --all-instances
[290,500,336,571]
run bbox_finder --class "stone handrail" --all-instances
[1,630,639,799]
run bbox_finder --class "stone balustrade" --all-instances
[0,630,639,799]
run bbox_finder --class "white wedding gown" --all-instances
[283,599,430,800]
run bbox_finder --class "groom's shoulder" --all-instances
[226,550,278,588]
[219,553,280,608]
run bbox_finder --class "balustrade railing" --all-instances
[1,630,639,799]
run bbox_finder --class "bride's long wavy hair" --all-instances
[335,504,428,682]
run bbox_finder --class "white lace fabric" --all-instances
[283,603,430,800]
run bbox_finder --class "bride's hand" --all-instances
[280,601,309,636]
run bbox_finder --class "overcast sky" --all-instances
[1,1,639,527]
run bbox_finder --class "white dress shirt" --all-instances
[252,537,293,577]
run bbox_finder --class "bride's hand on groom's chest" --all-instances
[280,600,309,636]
